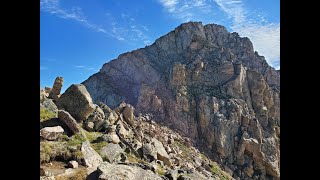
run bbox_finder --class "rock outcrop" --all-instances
[48,77,64,100]
[83,22,280,179]
[84,105,107,132]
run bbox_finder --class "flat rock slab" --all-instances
[97,162,162,180]
[40,126,64,140]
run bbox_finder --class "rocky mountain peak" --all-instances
[81,22,280,179]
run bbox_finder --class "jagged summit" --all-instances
[94,22,278,89]
[83,22,280,179]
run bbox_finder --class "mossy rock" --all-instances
[40,133,86,164]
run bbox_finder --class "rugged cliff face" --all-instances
[83,22,280,180]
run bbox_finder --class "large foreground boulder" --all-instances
[56,84,95,122]
[97,162,162,180]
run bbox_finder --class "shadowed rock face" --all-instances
[82,22,280,179]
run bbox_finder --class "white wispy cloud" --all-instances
[214,0,280,69]
[232,22,280,68]
[74,65,85,68]
[158,0,280,69]
[159,0,178,13]
[214,0,245,24]
[40,0,151,45]
[40,66,48,70]
[87,67,99,71]
[106,13,151,45]
[158,0,215,22]
[40,0,112,36]
[73,65,98,72]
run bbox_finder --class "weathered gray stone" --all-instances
[40,176,55,180]
[81,141,103,169]
[98,102,112,115]
[58,110,81,135]
[165,169,179,180]
[67,160,78,169]
[116,120,129,138]
[122,104,135,126]
[40,126,64,140]
[56,84,95,122]
[48,77,64,100]
[99,133,120,144]
[106,111,118,124]
[84,105,106,132]
[99,143,124,163]
[42,99,58,114]
[84,121,95,132]
[142,143,157,162]
[151,138,171,166]
[97,162,162,180]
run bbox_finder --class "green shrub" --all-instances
[126,153,148,164]
[82,129,102,142]
[73,150,83,162]
[40,142,52,163]
[91,141,107,152]
[156,164,166,176]
[175,140,193,161]
[59,134,70,141]
[126,153,139,163]
[40,140,84,164]
[67,133,87,147]
[210,163,230,180]
[40,107,56,122]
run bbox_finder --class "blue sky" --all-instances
[40,0,280,92]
